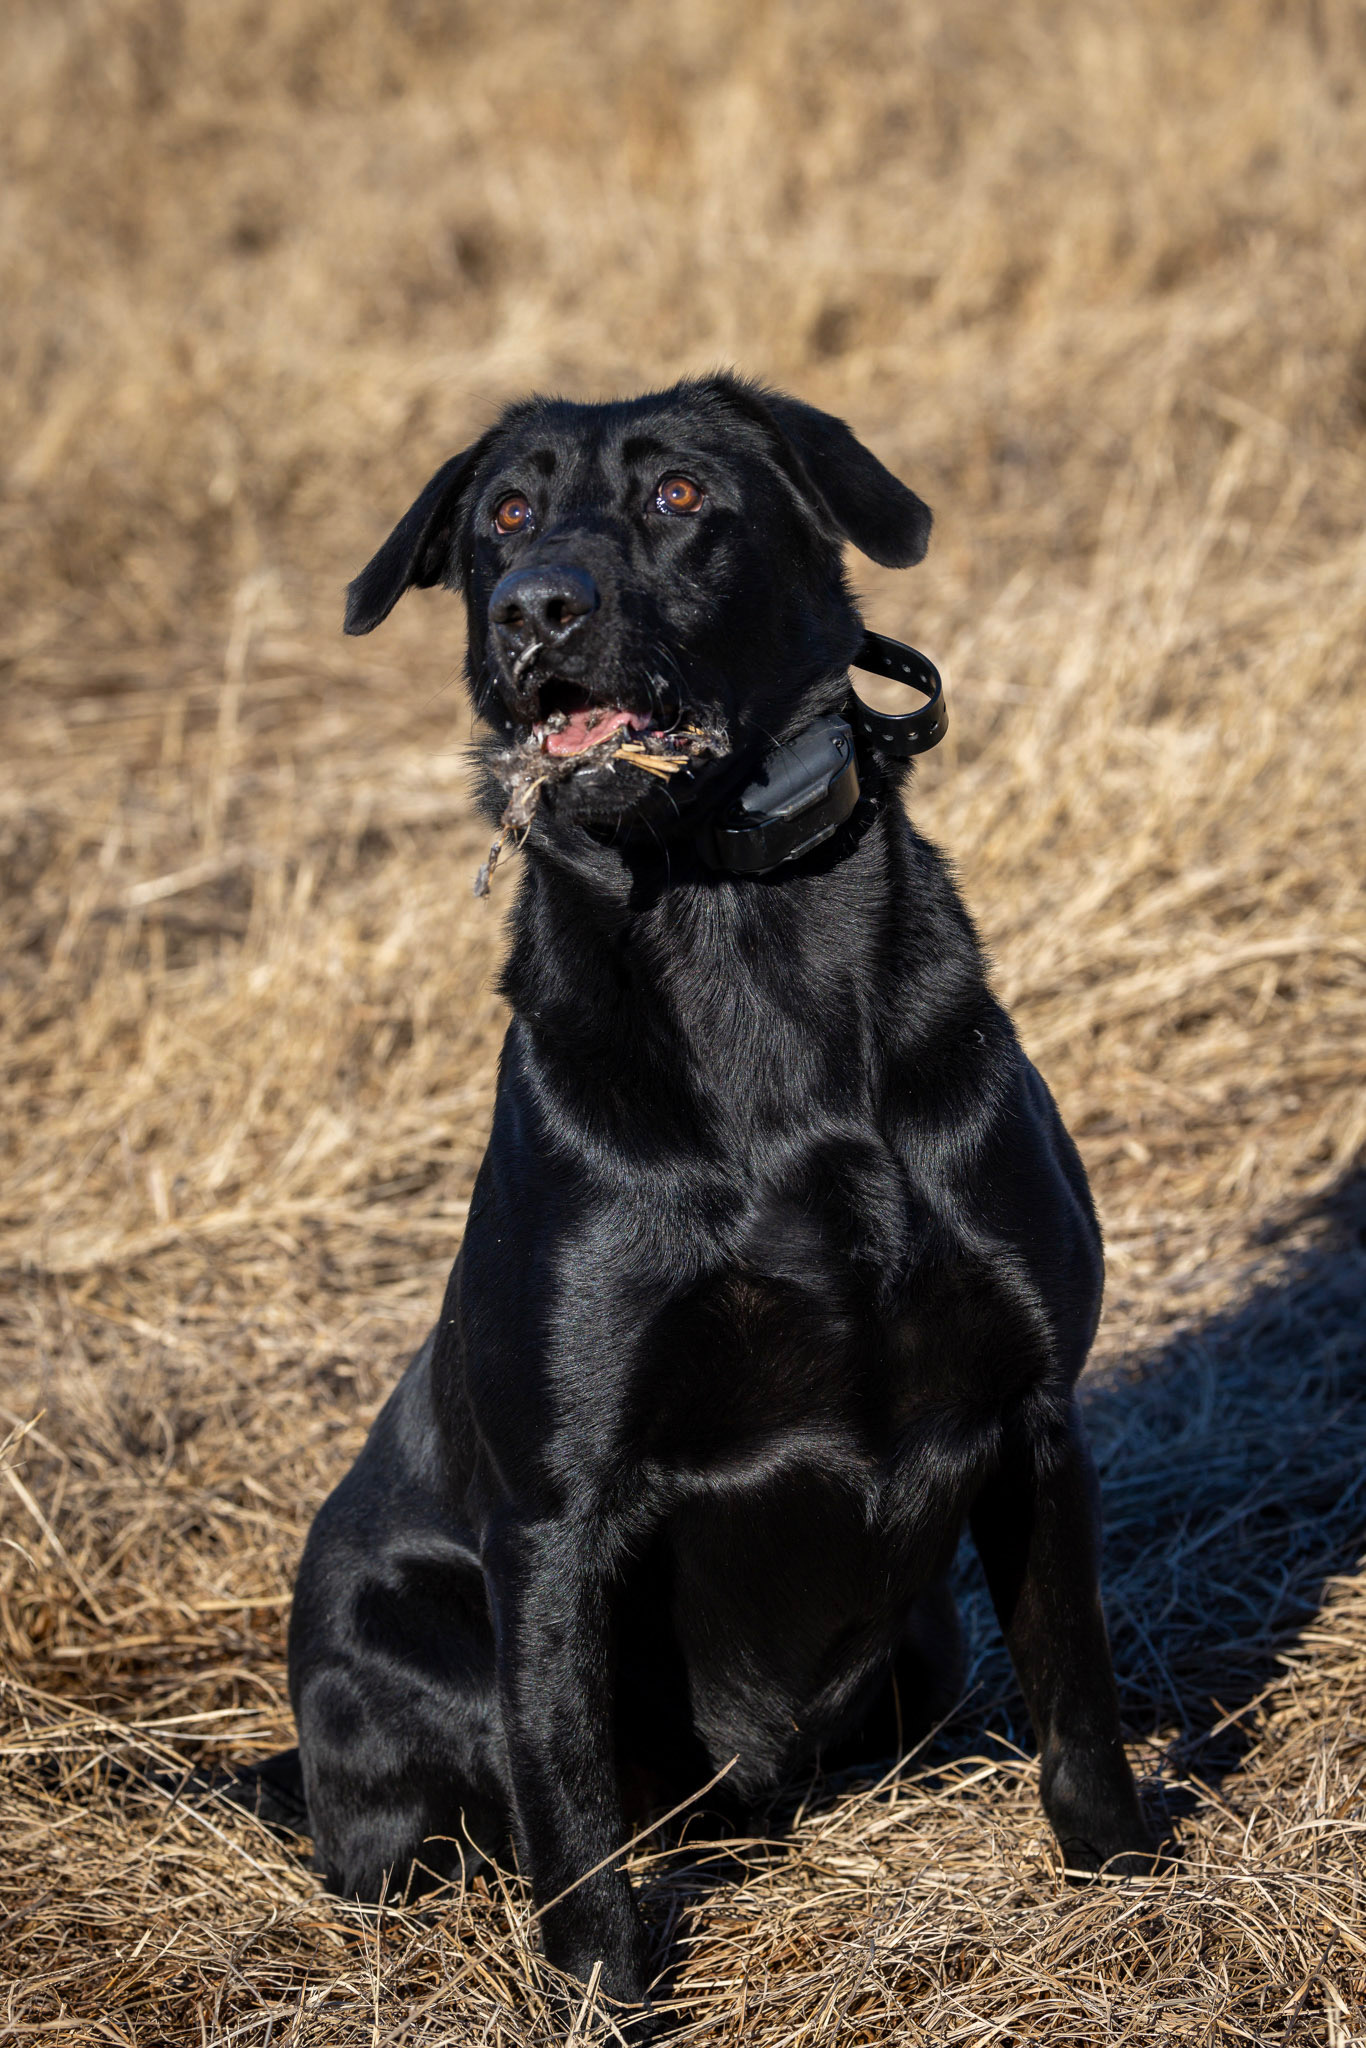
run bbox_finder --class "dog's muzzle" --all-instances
[488,564,601,717]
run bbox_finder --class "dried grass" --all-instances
[2,0,1365,2039]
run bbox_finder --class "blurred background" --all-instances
[5,0,1362,1291]
[8,0,1366,671]
[2,3,1364,2040]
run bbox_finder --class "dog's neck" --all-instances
[515,754,898,933]
[499,788,985,1141]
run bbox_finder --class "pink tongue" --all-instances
[543,707,644,758]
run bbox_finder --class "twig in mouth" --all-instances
[612,745,691,779]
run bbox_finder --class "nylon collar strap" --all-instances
[847,631,947,758]
[695,632,947,876]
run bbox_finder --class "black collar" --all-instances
[696,632,946,875]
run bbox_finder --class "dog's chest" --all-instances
[637,1275,975,1781]
[628,1260,977,1492]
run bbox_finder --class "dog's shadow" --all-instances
[1062,1165,1365,1796]
[635,1168,1366,1946]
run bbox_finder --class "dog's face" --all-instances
[345,375,932,834]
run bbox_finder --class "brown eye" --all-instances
[493,493,533,536]
[656,474,704,515]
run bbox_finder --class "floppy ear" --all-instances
[344,441,488,635]
[739,386,932,569]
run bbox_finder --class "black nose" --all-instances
[488,565,599,647]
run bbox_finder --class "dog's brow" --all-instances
[528,448,558,477]
[620,434,669,465]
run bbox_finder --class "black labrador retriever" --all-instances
[258,374,1152,2012]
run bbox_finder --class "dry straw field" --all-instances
[3,0,1365,2040]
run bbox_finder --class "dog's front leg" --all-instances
[486,1517,651,2009]
[970,1399,1153,1874]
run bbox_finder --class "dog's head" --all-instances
[344,374,931,836]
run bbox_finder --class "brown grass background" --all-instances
[3,1,1365,2040]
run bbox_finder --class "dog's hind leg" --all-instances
[285,1331,515,1901]
[216,1746,310,1831]
[293,1554,512,1901]
[822,1575,966,1773]
[891,1573,966,1749]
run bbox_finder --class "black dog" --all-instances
[260,375,1151,2013]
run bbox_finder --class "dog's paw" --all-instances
[1056,1833,1164,1882]
[541,1982,671,2045]
[612,2006,677,2045]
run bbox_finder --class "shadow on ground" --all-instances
[944,1166,1366,1799]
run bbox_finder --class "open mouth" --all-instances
[527,680,651,759]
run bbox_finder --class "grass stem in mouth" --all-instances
[612,745,691,779]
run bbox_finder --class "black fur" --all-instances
[258,375,1150,2014]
